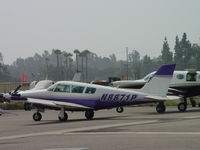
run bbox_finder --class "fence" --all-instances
[0,82,30,93]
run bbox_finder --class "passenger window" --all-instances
[186,73,196,81]
[176,74,184,80]
[71,85,85,93]
[85,87,96,94]
[54,84,71,92]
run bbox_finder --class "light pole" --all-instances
[126,47,129,80]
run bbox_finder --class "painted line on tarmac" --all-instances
[64,132,200,135]
[43,148,87,150]
[183,115,200,119]
[0,120,158,141]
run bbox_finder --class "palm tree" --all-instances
[73,49,80,72]
[79,51,86,81]
[63,52,73,80]
[82,50,90,81]
[53,49,62,80]
[69,57,73,79]
[45,57,49,79]
[53,49,62,67]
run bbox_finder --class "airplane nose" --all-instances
[3,93,12,100]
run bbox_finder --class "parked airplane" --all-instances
[112,69,200,112]
[3,64,176,121]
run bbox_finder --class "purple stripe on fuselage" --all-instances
[30,97,157,110]
[155,64,176,76]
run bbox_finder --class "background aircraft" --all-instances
[2,64,176,121]
[112,69,200,112]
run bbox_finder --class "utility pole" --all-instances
[126,47,129,80]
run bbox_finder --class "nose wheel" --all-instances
[85,110,94,120]
[33,112,42,121]
[58,112,68,121]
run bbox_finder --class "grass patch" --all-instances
[0,101,24,110]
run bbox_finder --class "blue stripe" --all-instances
[29,97,157,110]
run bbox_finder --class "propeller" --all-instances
[12,85,22,96]
[0,85,22,116]
[0,84,22,103]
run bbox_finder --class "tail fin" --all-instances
[139,64,176,96]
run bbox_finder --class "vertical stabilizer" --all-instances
[139,64,176,96]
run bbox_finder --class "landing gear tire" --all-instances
[58,112,68,122]
[156,103,166,113]
[85,110,94,120]
[178,103,187,112]
[33,112,42,121]
[116,107,124,113]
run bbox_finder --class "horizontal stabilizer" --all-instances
[145,95,180,101]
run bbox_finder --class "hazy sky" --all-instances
[0,0,200,64]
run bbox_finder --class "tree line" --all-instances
[0,32,199,82]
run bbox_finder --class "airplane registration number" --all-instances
[100,94,137,102]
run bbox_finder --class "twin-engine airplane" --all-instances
[4,64,176,122]
[112,69,200,112]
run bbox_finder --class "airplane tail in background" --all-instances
[139,64,176,97]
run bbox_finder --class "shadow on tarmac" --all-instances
[145,108,200,115]
[24,115,128,126]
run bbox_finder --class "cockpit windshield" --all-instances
[47,84,57,91]
[48,83,86,93]
[54,84,71,92]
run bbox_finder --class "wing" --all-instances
[27,98,92,110]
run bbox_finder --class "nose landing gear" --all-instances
[85,110,94,120]
[33,112,42,121]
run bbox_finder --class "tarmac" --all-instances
[0,106,200,150]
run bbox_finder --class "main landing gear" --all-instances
[32,108,95,122]
[178,102,187,112]
[177,98,187,112]
[32,107,69,122]
[156,102,166,113]
[177,97,198,112]
[58,107,68,122]
[85,110,94,120]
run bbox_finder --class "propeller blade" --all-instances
[13,85,22,94]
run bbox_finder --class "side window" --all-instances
[54,84,71,92]
[186,73,196,81]
[176,74,184,80]
[85,87,96,94]
[71,85,85,93]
